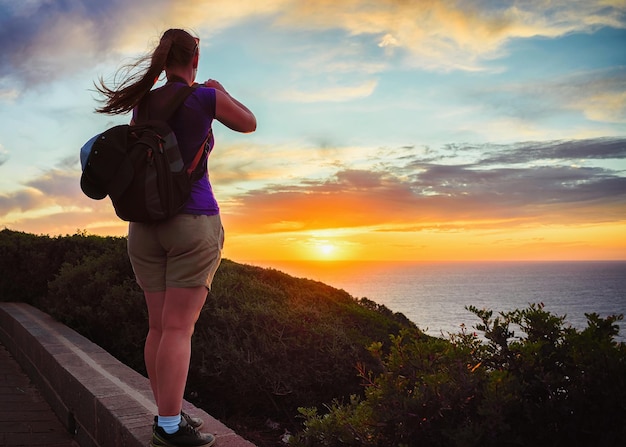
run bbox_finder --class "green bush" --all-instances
[43,241,147,371]
[0,229,123,305]
[291,303,626,447]
[5,229,624,447]
[188,261,415,420]
[0,230,415,436]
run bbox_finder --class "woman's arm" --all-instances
[204,79,256,133]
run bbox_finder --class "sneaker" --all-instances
[151,418,215,447]
[181,411,204,429]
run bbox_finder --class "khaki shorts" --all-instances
[127,214,224,292]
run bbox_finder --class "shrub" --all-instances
[291,303,626,447]
[43,241,147,371]
[1,230,415,437]
[0,229,122,305]
[6,230,623,447]
[187,261,416,420]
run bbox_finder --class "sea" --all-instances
[250,260,626,343]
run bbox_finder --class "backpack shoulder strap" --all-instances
[136,85,197,123]
[161,85,196,121]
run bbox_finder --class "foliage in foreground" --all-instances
[291,303,626,447]
[2,229,625,446]
[0,229,413,427]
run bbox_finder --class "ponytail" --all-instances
[95,29,197,115]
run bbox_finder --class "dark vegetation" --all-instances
[1,228,625,447]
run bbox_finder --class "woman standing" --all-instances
[95,29,256,447]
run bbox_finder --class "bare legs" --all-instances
[144,286,208,416]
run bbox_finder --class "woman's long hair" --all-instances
[95,29,198,115]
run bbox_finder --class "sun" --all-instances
[305,234,349,260]
[312,241,338,259]
[320,244,335,256]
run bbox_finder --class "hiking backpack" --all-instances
[80,85,209,222]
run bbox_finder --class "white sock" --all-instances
[158,414,182,434]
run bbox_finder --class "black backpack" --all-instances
[80,86,209,222]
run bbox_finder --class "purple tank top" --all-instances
[133,81,219,215]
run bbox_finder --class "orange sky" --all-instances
[221,213,626,262]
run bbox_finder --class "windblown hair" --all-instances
[95,29,198,115]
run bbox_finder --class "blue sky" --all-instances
[0,0,625,261]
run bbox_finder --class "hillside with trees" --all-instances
[1,228,625,447]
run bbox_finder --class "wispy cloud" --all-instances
[2,0,624,93]
[0,165,125,236]
[221,138,626,234]
[476,138,626,165]
[277,79,378,102]
[460,67,626,135]
[2,138,624,245]
[0,0,280,89]
[273,0,626,71]
[564,70,626,123]
[0,143,7,166]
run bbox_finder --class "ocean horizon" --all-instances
[247,260,626,342]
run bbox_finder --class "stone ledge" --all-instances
[0,302,256,447]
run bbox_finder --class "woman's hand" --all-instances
[203,79,226,93]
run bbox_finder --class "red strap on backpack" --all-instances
[186,129,212,177]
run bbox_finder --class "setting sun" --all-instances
[319,244,335,256]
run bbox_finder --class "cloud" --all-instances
[273,0,626,71]
[223,137,626,234]
[0,187,46,215]
[1,1,116,84]
[378,33,399,48]
[565,71,626,123]
[543,69,626,124]
[0,165,126,236]
[2,0,624,93]
[278,79,378,102]
[463,67,626,129]
[0,0,283,89]
[0,143,7,166]
[456,138,626,166]
[0,168,78,215]
[2,137,625,238]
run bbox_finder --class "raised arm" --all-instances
[204,79,256,133]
